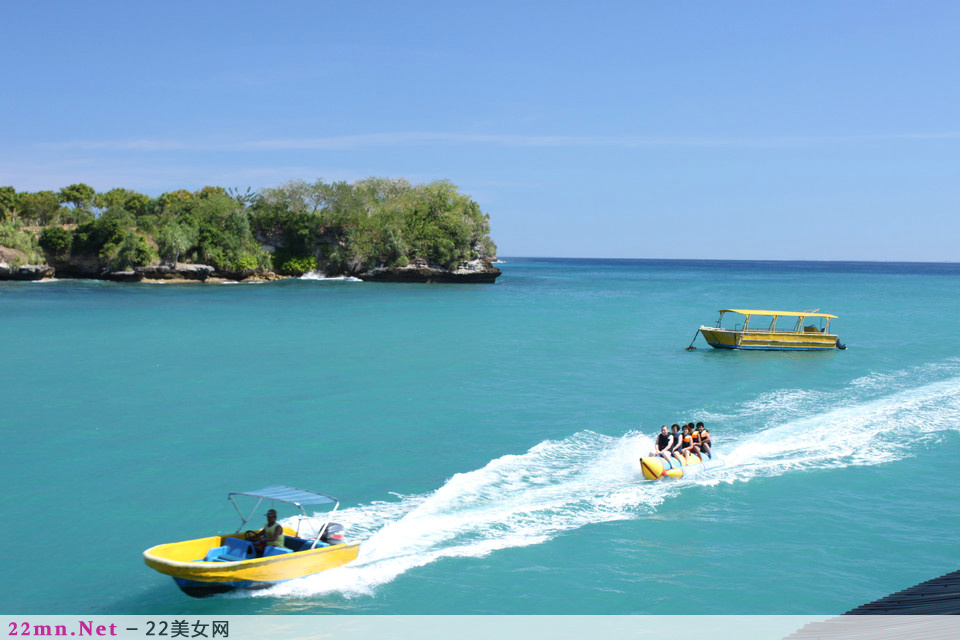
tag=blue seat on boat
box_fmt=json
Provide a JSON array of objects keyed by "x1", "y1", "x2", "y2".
[
  {"x1": 284, "y1": 536, "x2": 310, "y2": 552},
  {"x1": 217, "y1": 537, "x2": 255, "y2": 561},
  {"x1": 203, "y1": 545, "x2": 229, "y2": 562},
  {"x1": 284, "y1": 536, "x2": 328, "y2": 552},
  {"x1": 263, "y1": 545, "x2": 293, "y2": 557}
]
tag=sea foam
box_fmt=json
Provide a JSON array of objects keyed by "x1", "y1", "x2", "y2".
[{"x1": 300, "y1": 271, "x2": 362, "y2": 282}]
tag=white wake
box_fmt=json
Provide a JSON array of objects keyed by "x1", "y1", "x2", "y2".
[{"x1": 258, "y1": 363, "x2": 960, "y2": 598}]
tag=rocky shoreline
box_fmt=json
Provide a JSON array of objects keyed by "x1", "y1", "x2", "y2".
[
  {"x1": 0, "y1": 257, "x2": 501, "y2": 284},
  {"x1": 353, "y1": 258, "x2": 501, "y2": 283}
]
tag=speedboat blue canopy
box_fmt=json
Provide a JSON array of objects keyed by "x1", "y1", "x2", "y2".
[
  {"x1": 229, "y1": 485, "x2": 337, "y2": 507},
  {"x1": 227, "y1": 485, "x2": 341, "y2": 538}
]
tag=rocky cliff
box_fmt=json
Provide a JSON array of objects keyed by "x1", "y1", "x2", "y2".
[{"x1": 0, "y1": 253, "x2": 500, "y2": 284}]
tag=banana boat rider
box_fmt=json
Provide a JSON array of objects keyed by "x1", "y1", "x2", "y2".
[
  {"x1": 649, "y1": 425, "x2": 676, "y2": 459},
  {"x1": 679, "y1": 424, "x2": 696, "y2": 460},
  {"x1": 695, "y1": 422, "x2": 711, "y2": 459},
  {"x1": 639, "y1": 422, "x2": 723, "y2": 480},
  {"x1": 646, "y1": 421, "x2": 714, "y2": 464},
  {"x1": 690, "y1": 423, "x2": 704, "y2": 457},
  {"x1": 669, "y1": 424, "x2": 685, "y2": 462}
]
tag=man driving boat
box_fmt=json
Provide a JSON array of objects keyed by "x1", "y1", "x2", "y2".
[{"x1": 254, "y1": 509, "x2": 285, "y2": 556}]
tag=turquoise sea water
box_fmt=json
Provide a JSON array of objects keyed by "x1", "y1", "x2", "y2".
[{"x1": 2, "y1": 258, "x2": 960, "y2": 615}]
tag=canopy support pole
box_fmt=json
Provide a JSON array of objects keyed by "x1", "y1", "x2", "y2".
[{"x1": 310, "y1": 502, "x2": 340, "y2": 549}]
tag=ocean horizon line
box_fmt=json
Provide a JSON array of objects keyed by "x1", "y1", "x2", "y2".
[{"x1": 501, "y1": 256, "x2": 960, "y2": 267}]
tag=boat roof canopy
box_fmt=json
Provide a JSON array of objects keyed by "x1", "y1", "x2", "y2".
[
  {"x1": 229, "y1": 485, "x2": 338, "y2": 507},
  {"x1": 719, "y1": 309, "x2": 837, "y2": 319}
]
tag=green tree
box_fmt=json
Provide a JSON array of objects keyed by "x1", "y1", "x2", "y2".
[
  {"x1": 0, "y1": 186, "x2": 17, "y2": 221},
  {"x1": 94, "y1": 188, "x2": 151, "y2": 217},
  {"x1": 259, "y1": 179, "x2": 326, "y2": 215},
  {"x1": 17, "y1": 191, "x2": 62, "y2": 225},
  {"x1": 101, "y1": 231, "x2": 157, "y2": 270},
  {"x1": 125, "y1": 191, "x2": 152, "y2": 218},
  {"x1": 72, "y1": 210, "x2": 131, "y2": 256},
  {"x1": 227, "y1": 186, "x2": 257, "y2": 207},
  {"x1": 0, "y1": 221, "x2": 44, "y2": 263},
  {"x1": 157, "y1": 189, "x2": 196, "y2": 214},
  {"x1": 38, "y1": 226, "x2": 73, "y2": 257},
  {"x1": 390, "y1": 180, "x2": 475, "y2": 268},
  {"x1": 157, "y1": 220, "x2": 197, "y2": 263},
  {"x1": 322, "y1": 180, "x2": 364, "y2": 228},
  {"x1": 252, "y1": 176, "x2": 495, "y2": 272},
  {"x1": 190, "y1": 193, "x2": 265, "y2": 270},
  {"x1": 58, "y1": 183, "x2": 96, "y2": 210},
  {"x1": 195, "y1": 186, "x2": 228, "y2": 200},
  {"x1": 271, "y1": 249, "x2": 318, "y2": 275},
  {"x1": 354, "y1": 177, "x2": 413, "y2": 205}
]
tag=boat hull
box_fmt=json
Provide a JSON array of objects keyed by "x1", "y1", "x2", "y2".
[
  {"x1": 639, "y1": 453, "x2": 724, "y2": 480},
  {"x1": 699, "y1": 326, "x2": 839, "y2": 351},
  {"x1": 144, "y1": 533, "x2": 360, "y2": 597}
]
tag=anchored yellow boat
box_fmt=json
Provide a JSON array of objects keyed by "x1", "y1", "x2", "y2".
[
  {"x1": 143, "y1": 486, "x2": 359, "y2": 597},
  {"x1": 694, "y1": 309, "x2": 845, "y2": 351}
]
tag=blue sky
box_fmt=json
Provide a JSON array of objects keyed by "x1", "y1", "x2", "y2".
[{"x1": 2, "y1": 1, "x2": 958, "y2": 260}]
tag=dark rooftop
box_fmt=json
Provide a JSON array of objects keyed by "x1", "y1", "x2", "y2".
[
  {"x1": 845, "y1": 568, "x2": 960, "y2": 615},
  {"x1": 784, "y1": 569, "x2": 960, "y2": 640}
]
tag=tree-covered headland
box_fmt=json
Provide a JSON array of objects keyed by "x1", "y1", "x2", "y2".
[{"x1": 0, "y1": 178, "x2": 499, "y2": 282}]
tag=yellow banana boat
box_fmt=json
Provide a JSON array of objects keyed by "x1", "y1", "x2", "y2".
[
  {"x1": 143, "y1": 485, "x2": 359, "y2": 597},
  {"x1": 639, "y1": 453, "x2": 724, "y2": 480}
]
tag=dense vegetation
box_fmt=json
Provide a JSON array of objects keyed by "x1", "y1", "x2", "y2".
[{"x1": 0, "y1": 179, "x2": 497, "y2": 275}]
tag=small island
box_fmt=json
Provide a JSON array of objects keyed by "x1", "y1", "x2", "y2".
[{"x1": 0, "y1": 178, "x2": 500, "y2": 284}]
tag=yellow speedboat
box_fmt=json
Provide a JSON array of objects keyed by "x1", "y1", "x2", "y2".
[
  {"x1": 694, "y1": 309, "x2": 845, "y2": 351},
  {"x1": 143, "y1": 485, "x2": 359, "y2": 597}
]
